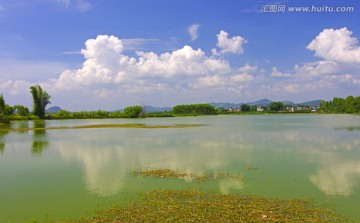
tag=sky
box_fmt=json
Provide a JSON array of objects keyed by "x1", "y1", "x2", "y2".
[{"x1": 0, "y1": 0, "x2": 360, "y2": 111}]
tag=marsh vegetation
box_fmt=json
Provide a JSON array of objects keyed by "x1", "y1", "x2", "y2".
[{"x1": 59, "y1": 190, "x2": 351, "y2": 223}]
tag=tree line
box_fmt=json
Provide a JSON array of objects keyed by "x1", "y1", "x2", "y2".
[
  {"x1": 2, "y1": 86, "x2": 358, "y2": 123},
  {"x1": 320, "y1": 96, "x2": 360, "y2": 113},
  {"x1": 50, "y1": 106, "x2": 146, "y2": 119},
  {"x1": 0, "y1": 85, "x2": 51, "y2": 123},
  {"x1": 172, "y1": 104, "x2": 217, "y2": 115},
  {"x1": 0, "y1": 91, "x2": 148, "y2": 123},
  {"x1": 239, "y1": 102, "x2": 288, "y2": 112}
]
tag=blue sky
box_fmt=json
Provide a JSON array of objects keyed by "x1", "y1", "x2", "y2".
[{"x1": 0, "y1": 0, "x2": 360, "y2": 110}]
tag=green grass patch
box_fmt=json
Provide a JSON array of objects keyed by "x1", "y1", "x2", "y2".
[
  {"x1": 133, "y1": 168, "x2": 242, "y2": 182},
  {"x1": 55, "y1": 190, "x2": 352, "y2": 223}
]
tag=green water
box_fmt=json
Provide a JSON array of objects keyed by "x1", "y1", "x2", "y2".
[{"x1": 1, "y1": 114, "x2": 360, "y2": 222}]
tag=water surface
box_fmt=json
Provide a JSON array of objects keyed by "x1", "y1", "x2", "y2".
[{"x1": 0, "y1": 114, "x2": 360, "y2": 222}]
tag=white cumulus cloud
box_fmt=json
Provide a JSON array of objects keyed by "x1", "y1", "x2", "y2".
[
  {"x1": 307, "y1": 27, "x2": 360, "y2": 64},
  {"x1": 196, "y1": 75, "x2": 225, "y2": 87},
  {"x1": 271, "y1": 67, "x2": 291, "y2": 77},
  {"x1": 53, "y1": 35, "x2": 231, "y2": 92},
  {"x1": 4, "y1": 27, "x2": 360, "y2": 110},
  {"x1": 188, "y1": 24, "x2": 200, "y2": 41},
  {"x1": 212, "y1": 30, "x2": 247, "y2": 55},
  {"x1": 230, "y1": 64, "x2": 257, "y2": 82},
  {"x1": 0, "y1": 80, "x2": 31, "y2": 96},
  {"x1": 295, "y1": 61, "x2": 339, "y2": 78}
]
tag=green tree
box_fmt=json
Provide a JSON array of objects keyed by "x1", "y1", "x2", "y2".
[
  {"x1": 0, "y1": 94, "x2": 10, "y2": 123},
  {"x1": 355, "y1": 96, "x2": 360, "y2": 112},
  {"x1": 30, "y1": 85, "x2": 51, "y2": 119},
  {"x1": 0, "y1": 94, "x2": 5, "y2": 114},
  {"x1": 124, "y1": 105, "x2": 144, "y2": 118},
  {"x1": 54, "y1": 110, "x2": 71, "y2": 119},
  {"x1": 320, "y1": 96, "x2": 360, "y2": 113},
  {"x1": 13, "y1": 105, "x2": 30, "y2": 116},
  {"x1": 332, "y1": 97, "x2": 345, "y2": 113},
  {"x1": 345, "y1": 96, "x2": 356, "y2": 113},
  {"x1": 3, "y1": 105, "x2": 14, "y2": 116},
  {"x1": 240, "y1": 104, "x2": 251, "y2": 112},
  {"x1": 172, "y1": 104, "x2": 217, "y2": 115},
  {"x1": 269, "y1": 102, "x2": 285, "y2": 112},
  {"x1": 251, "y1": 105, "x2": 258, "y2": 112}
]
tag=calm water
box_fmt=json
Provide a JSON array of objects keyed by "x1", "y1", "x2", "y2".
[{"x1": 0, "y1": 115, "x2": 360, "y2": 222}]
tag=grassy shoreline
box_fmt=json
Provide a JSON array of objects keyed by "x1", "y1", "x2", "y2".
[
  {"x1": 0, "y1": 123, "x2": 203, "y2": 132},
  {"x1": 2, "y1": 110, "x2": 359, "y2": 124}
]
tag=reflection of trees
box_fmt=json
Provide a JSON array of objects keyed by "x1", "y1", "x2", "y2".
[
  {"x1": 12, "y1": 121, "x2": 29, "y2": 134},
  {"x1": 0, "y1": 142, "x2": 4, "y2": 154},
  {"x1": 0, "y1": 125, "x2": 10, "y2": 155},
  {"x1": 31, "y1": 121, "x2": 48, "y2": 155},
  {"x1": 32, "y1": 141, "x2": 49, "y2": 154},
  {"x1": 346, "y1": 127, "x2": 360, "y2": 132}
]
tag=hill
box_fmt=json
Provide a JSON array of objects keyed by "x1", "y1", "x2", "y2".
[
  {"x1": 144, "y1": 106, "x2": 172, "y2": 113},
  {"x1": 297, "y1": 100, "x2": 323, "y2": 107},
  {"x1": 209, "y1": 102, "x2": 241, "y2": 109},
  {"x1": 247, "y1": 99, "x2": 272, "y2": 106},
  {"x1": 46, "y1": 106, "x2": 62, "y2": 113},
  {"x1": 210, "y1": 99, "x2": 322, "y2": 109}
]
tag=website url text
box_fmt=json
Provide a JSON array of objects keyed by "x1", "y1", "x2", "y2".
[{"x1": 262, "y1": 5, "x2": 355, "y2": 13}]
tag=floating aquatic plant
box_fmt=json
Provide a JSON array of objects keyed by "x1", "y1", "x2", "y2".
[
  {"x1": 58, "y1": 190, "x2": 352, "y2": 223},
  {"x1": 133, "y1": 168, "x2": 242, "y2": 182}
]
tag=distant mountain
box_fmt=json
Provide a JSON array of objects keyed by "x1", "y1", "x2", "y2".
[
  {"x1": 209, "y1": 98, "x2": 323, "y2": 109},
  {"x1": 118, "y1": 99, "x2": 322, "y2": 113},
  {"x1": 209, "y1": 102, "x2": 241, "y2": 109},
  {"x1": 46, "y1": 106, "x2": 62, "y2": 113},
  {"x1": 143, "y1": 106, "x2": 172, "y2": 113},
  {"x1": 247, "y1": 99, "x2": 272, "y2": 107},
  {"x1": 211, "y1": 99, "x2": 274, "y2": 108},
  {"x1": 282, "y1": 101, "x2": 296, "y2": 106},
  {"x1": 297, "y1": 100, "x2": 324, "y2": 107}
]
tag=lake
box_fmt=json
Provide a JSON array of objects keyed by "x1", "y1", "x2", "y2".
[{"x1": 1, "y1": 114, "x2": 360, "y2": 222}]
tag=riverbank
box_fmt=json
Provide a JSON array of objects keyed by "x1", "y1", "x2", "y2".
[{"x1": 2, "y1": 111, "x2": 360, "y2": 125}]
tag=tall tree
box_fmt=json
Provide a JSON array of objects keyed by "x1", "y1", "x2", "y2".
[
  {"x1": 240, "y1": 104, "x2": 251, "y2": 112},
  {"x1": 30, "y1": 85, "x2": 51, "y2": 119},
  {"x1": 269, "y1": 101, "x2": 285, "y2": 111},
  {"x1": 0, "y1": 94, "x2": 5, "y2": 114}
]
